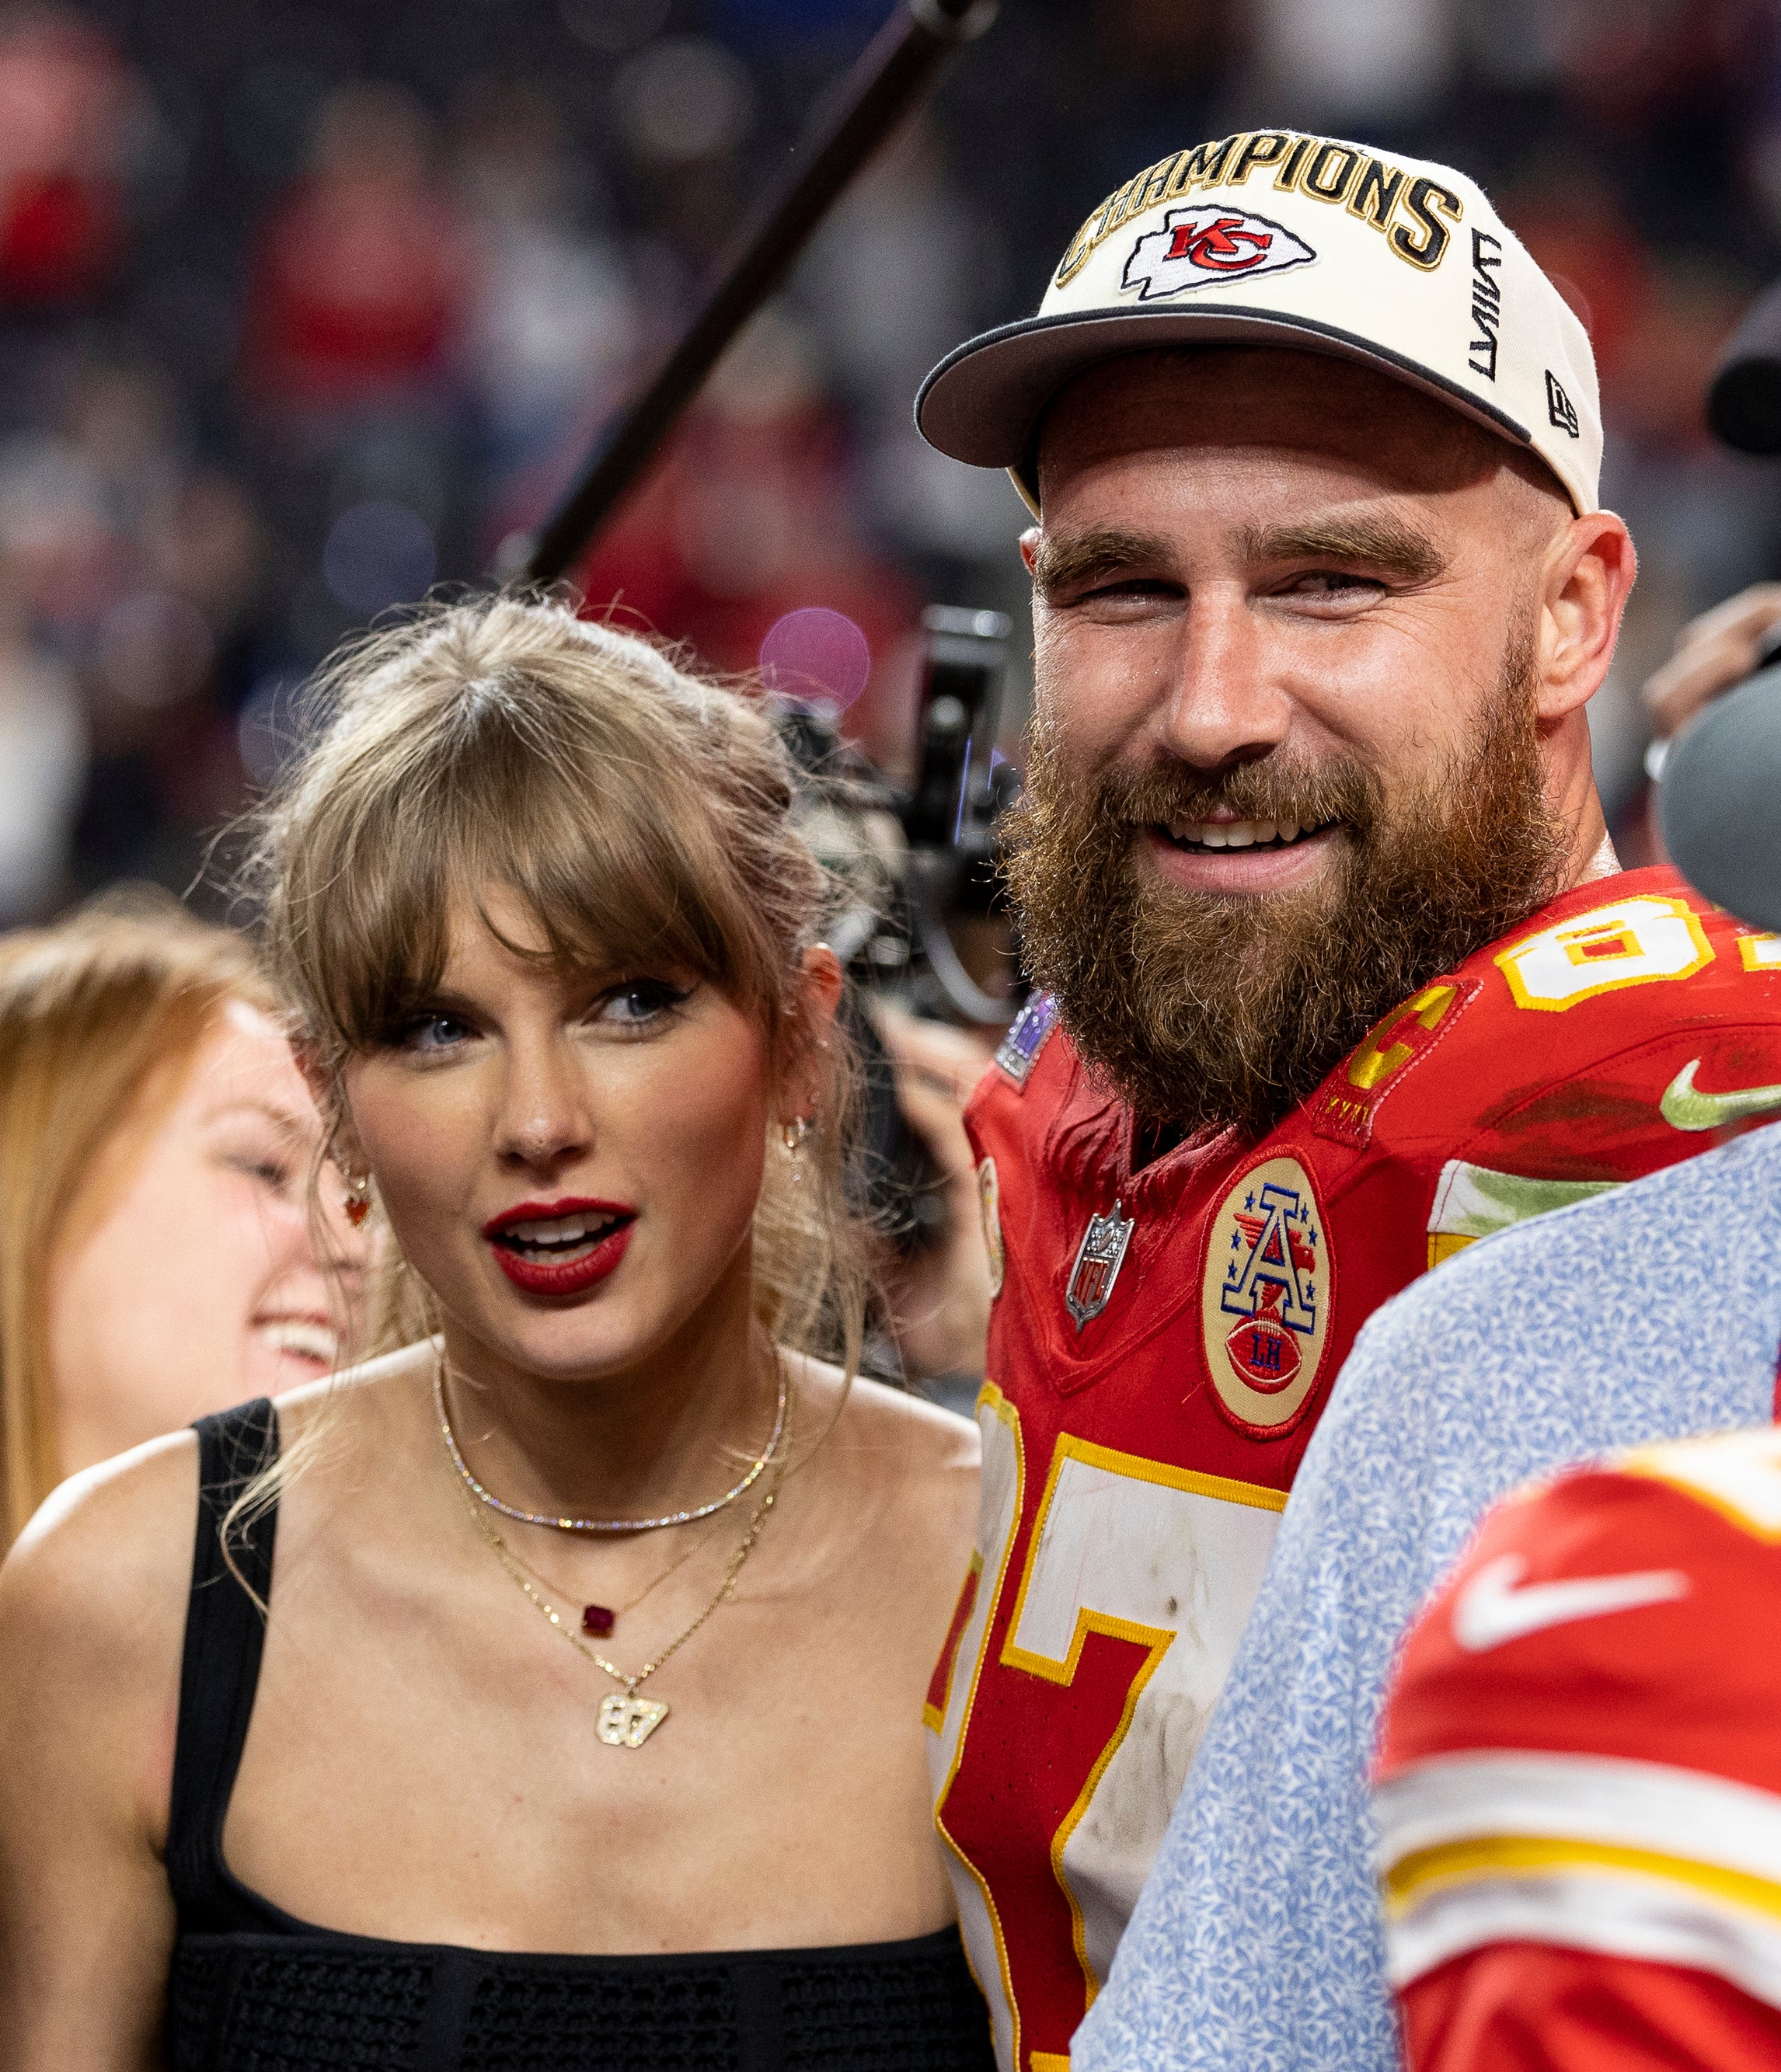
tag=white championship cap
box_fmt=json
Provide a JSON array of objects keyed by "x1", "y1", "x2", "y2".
[{"x1": 916, "y1": 130, "x2": 1602, "y2": 517}]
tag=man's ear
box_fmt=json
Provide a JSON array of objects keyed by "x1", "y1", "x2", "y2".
[
  {"x1": 782, "y1": 945, "x2": 844, "y2": 1125},
  {"x1": 1535, "y1": 508, "x2": 1637, "y2": 723},
  {"x1": 1020, "y1": 527, "x2": 1041, "y2": 577}
]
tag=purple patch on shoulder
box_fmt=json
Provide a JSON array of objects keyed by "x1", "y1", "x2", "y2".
[{"x1": 995, "y1": 992, "x2": 1060, "y2": 1088}]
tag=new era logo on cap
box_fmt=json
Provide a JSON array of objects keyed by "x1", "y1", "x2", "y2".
[
  {"x1": 915, "y1": 128, "x2": 1604, "y2": 520},
  {"x1": 1123, "y1": 206, "x2": 1316, "y2": 300},
  {"x1": 1546, "y1": 370, "x2": 1581, "y2": 437}
]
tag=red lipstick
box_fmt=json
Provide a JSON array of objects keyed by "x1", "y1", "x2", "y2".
[{"x1": 482, "y1": 1196, "x2": 636, "y2": 1297}]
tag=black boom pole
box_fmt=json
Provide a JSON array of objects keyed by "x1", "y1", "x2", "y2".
[{"x1": 519, "y1": 0, "x2": 999, "y2": 587}]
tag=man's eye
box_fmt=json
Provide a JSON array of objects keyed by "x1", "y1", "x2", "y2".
[
  {"x1": 1282, "y1": 571, "x2": 1383, "y2": 597},
  {"x1": 595, "y1": 980, "x2": 690, "y2": 1029},
  {"x1": 1070, "y1": 577, "x2": 1176, "y2": 604}
]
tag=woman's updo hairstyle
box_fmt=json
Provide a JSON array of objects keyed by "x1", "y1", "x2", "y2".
[{"x1": 251, "y1": 592, "x2": 873, "y2": 1375}]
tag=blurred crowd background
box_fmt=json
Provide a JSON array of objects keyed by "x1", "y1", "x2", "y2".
[{"x1": 0, "y1": 0, "x2": 1776, "y2": 923}]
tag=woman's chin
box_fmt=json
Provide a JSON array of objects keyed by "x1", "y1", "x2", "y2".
[{"x1": 474, "y1": 1301, "x2": 668, "y2": 1388}]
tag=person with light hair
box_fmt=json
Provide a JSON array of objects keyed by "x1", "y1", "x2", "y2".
[
  {"x1": 0, "y1": 594, "x2": 994, "y2": 2070},
  {"x1": 0, "y1": 893, "x2": 361, "y2": 1552}
]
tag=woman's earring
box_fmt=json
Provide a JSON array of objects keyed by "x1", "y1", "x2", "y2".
[
  {"x1": 343, "y1": 1169, "x2": 372, "y2": 1228},
  {"x1": 781, "y1": 1116, "x2": 810, "y2": 1185}
]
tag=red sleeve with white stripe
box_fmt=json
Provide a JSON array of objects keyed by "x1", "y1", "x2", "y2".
[{"x1": 1371, "y1": 1427, "x2": 1781, "y2": 2072}]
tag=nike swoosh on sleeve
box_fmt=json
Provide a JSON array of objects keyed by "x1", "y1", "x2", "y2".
[
  {"x1": 1661, "y1": 1059, "x2": 1781, "y2": 1131},
  {"x1": 1452, "y1": 1553, "x2": 1691, "y2": 1652}
]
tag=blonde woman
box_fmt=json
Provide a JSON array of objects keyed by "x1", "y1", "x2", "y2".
[
  {"x1": 0, "y1": 895, "x2": 362, "y2": 1551},
  {"x1": 0, "y1": 597, "x2": 991, "y2": 2070}
]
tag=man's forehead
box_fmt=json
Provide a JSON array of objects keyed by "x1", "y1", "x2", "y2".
[{"x1": 1035, "y1": 345, "x2": 1502, "y2": 506}]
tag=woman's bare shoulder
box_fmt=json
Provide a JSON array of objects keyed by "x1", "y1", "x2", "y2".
[
  {"x1": 792, "y1": 1356, "x2": 979, "y2": 1466},
  {"x1": 843, "y1": 1371, "x2": 982, "y2": 1465},
  {"x1": 2, "y1": 1428, "x2": 200, "y2": 1642},
  {"x1": 0, "y1": 1434, "x2": 198, "y2": 1667},
  {"x1": 789, "y1": 1359, "x2": 981, "y2": 1556},
  {"x1": 0, "y1": 1431, "x2": 200, "y2": 1835}
]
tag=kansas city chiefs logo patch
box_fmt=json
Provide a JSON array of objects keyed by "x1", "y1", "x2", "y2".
[{"x1": 1122, "y1": 205, "x2": 1316, "y2": 301}]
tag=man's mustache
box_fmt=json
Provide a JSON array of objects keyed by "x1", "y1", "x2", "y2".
[{"x1": 1089, "y1": 754, "x2": 1382, "y2": 840}]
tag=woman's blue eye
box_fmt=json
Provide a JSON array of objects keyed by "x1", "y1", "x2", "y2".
[
  {"x1": 403, "y1": 1013, "x2": 472, "y2": 1053},
  {"x1": 598, "y1": 980, "x2": 688, "y2": 1028}
]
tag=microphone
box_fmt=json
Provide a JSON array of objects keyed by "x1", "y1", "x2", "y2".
[
  {"x1": 1707, "y1": 278, "x2": 1781, "y2": 454},
  {"x1": 1659, "y1": 659, "x2": 1781, "y2": 932}
]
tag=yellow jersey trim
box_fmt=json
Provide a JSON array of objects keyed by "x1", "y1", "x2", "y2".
[
  {"x1": 1385, "y1": 1830, "x2": 1781, "y2": 1927},
  {"x1": 933, "y1": 1382, "x2": 1027, "y2": 2071},
  {"x1": 998, "y1": 1434, "x2": 1287, "y2": 2013}
]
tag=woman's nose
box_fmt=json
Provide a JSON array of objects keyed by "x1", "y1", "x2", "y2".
[{"x1": 493, "y1": 1038, "x2": 595, "y2": 1170}]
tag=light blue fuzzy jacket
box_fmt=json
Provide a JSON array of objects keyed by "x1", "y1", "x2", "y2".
[{"x1": 1072, "y1": 1121, "x2": 1781, "y2": 2070}]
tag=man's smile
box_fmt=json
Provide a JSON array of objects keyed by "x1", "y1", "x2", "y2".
[
  {"x1": 1141, "y1": 819, "x2": 1342, "y2": 893},
  {"x1": 1161, "y1": 816, "x2": 1334, "y2": 851}
]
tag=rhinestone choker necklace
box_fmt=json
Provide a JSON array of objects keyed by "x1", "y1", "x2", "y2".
[{"x1": 434, "y1": 1353, "x2": 789, "y2": 1534}]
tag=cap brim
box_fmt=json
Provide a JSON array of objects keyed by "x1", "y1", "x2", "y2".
[{"x1": 915, "y1": 304, "x2": 1537, "y2": 496}]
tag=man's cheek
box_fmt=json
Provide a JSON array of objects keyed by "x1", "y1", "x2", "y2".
[{"x1": 1034, "y1": 645, "x2": 1136, "y2": 758}]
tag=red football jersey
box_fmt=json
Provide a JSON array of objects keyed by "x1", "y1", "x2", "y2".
[
  {"x1": 927, "y1": 865, "x2": 1781, "y2": 2072},
  {"x1": 1374, "y1": 1426, "x2": 1781, "y2": 2070}
]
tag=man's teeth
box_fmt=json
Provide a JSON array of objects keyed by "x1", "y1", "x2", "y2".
[
  {"x1": 500, "y1": 1212, "x2": 617, "y2": 1251},
  {"x1": 260, "y1": 1319, "x2": 340, "y2": 1365},
  {"x1": 1166, "y1": 818, "x2": 1322, "y2": 850}
]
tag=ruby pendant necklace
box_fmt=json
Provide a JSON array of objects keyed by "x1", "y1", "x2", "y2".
[{"x1": 498, "y1": 1515, "x2": 722, "y2": 1641}]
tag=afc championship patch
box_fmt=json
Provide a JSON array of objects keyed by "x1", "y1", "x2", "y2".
[{"x1": 1201, "y1": 1154, "x2": 1332, "y2": 1432}]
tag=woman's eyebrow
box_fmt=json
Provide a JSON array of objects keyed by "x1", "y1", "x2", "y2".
[
  {"x1": 1029, "y1": 525, "x2": 1176, "y2": 598},
  {"x1": 1235, "y1": 514, "x2": 1447, "y2": 583}
]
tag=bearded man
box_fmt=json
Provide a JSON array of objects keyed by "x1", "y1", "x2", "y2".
[{"x1": 911, "y1": 133, "x2": 1781, "y2": 2072}]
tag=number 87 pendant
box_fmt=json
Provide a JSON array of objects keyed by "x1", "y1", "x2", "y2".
[{"x1": 598, "y1": 1693, "x2": 669, "y2": 1747}]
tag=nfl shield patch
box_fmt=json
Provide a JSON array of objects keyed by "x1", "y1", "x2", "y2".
[{"x1": 1064, "y1": 1199, "x2": 1134, "y2": 1332}]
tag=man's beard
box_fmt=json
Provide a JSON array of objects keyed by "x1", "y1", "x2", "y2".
[{"x1": 1002, "y1": 639, "x2": 1567, "y2": 1140}]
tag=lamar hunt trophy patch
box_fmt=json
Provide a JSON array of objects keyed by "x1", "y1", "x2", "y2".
[{"x1": 1201, "y1": 1155, "x2": 1331, "y2": 1431}]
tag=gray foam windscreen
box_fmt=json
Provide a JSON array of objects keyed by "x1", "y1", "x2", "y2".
[
  {"x1": 1708, "y1": 278, "x2": 1781, "y2": 454},
  {"x1": 1659, "y1": 662, "x2": 1781, "y2": 932}
]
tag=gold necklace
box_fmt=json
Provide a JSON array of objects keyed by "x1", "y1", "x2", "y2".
[
  {"x1": 497, "y1": 1511, "x2": 723, "y2": 1639},
  {"x1": 454, "y1": 1393, "x2": 793, "y2": 1750},
  {"x1": 435, "y1": 1354, "x2": 788, "y2": 1534}
]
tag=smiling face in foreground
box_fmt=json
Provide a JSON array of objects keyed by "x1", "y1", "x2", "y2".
[
  {"x1": 48, "y1": 998, "x2": 358, "y2": 1474},
  {"x1": 340, "y1": 890, "x2": 779, "y2": 1391},
  {"x1": 1007, "y1": 345, "x2": 1633, "y2": 1135}
]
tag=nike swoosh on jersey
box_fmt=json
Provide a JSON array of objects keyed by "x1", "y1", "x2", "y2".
[
  {"x1": 1661, "y1": 1058, "x2": 1781, "y2": 1131},
  {"x1": 1452, "y1": 1553, "x2": 1691, "y2": 1652}
]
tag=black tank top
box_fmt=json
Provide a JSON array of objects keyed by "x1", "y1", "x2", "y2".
[{"x1": 166, "y1": 1400, "x2": 997, "y2": 2072}]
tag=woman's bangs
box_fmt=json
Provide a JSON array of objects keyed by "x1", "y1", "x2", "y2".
[{"x1": 315, "y1": 729, "x2": 762, "y2": 1049}]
